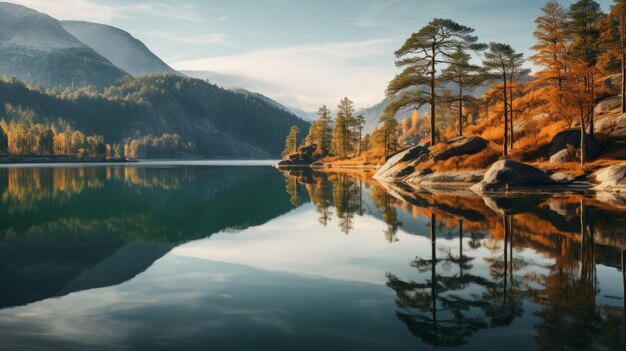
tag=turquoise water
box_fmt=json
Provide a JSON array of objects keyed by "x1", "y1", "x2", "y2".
[{"x1": 0, "y1": 164, "x2": 624, "y2": 350}]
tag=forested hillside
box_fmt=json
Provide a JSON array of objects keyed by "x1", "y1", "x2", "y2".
[{"x1": 0, "y1": 75, "x2": 310, "y2": 158}]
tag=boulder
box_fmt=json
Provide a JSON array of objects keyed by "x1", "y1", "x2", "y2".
[
  {"x1": 549, "y1": 149, "x2": 577, "y2": 164},
  {"x1": 595, "y1": 113, "x2": 626, "y2": 139},
  {"x1": 592, "y1": 163, "x2": 626, "y2": 192},
  {"x1": 374, "y1": 145, "x2": 429, "y2": 180},
  {"x1": 277, "y1": 144, "x2": 317, "y2": 167},
  {"x1": 471, "y1": 159, "x2": 564, "y2": 193},
  {"x1": 432, "y1": 136, "x2": 489, "y2": 161},
  {"x1": 594, "y1": 96, "x2": 621, "y2": 115},
  {"x1": 546, "y1": 129, "x2": 600, "y2": 160},
  {"x1": 407, "y1": 170, "x2": 484, "y2": 186},
  {"x1": 599, "y1": 140, "x2": 626, "y2": 160}
]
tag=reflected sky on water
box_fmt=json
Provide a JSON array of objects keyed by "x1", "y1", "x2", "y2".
[{"x1": 0, "y1": 165, "x2": 624, "y2": 350}]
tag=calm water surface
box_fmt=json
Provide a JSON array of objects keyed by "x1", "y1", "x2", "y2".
[{"x1": 0, "y1": 163, "x2": 625, "y2": 350}]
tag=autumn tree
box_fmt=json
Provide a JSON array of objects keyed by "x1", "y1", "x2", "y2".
[
  {"x1": 482, "y1": 42, "x2": 521, "y2": 158},
  {"x1": 353, "y1": 114, "x2": 366, "y2": 154},
  {"x1": 567, "y1": 0, "x2": 604, "y2": 137},
  {"x1": 506, "y1": 52, "x2": 530, "y2": 150},
  {"x1": 331, "y1": 98, "x2": 355, "y2": 159},
  {"x1": 531, "y1": 0, "x2": 569, "y2": 110},
  {"x1": 282, "y1": 125, "x2": 300, "y2": 158},
  {"x1": 612, "y1": 0, "x2": 626, "y2": 112},
  {"x1": 385, "y1": 18, "x2": 484, "y2": 146},
  {"x1": 441, "y1": 46, "x2": 484, "y2": 136},
  {"x1": 307, "y1": 105, "x2": 333, "y2": 156},
  {"x1": 372, "y1": 112, "x2": 400, "y2": 157}
]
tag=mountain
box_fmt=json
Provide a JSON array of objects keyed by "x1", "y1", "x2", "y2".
[
  {"x1": 229, "y1": 88, "x2": 317, "y2": 121},
  {"x1": 61, "y1": 20, "x2": 179, "y2": 77},
  {"x1": 0, "y1": 75, "x2": 310, "y2": 158},
  {"x1": 357, "y1": 98, "x2": 414, "y2": 134},
  {"x1": 182, "y1": 70, "x2": 318, "y2": 121},
  {"x1": 0, "y1": 2, "x2": 128, "y2": 89}
]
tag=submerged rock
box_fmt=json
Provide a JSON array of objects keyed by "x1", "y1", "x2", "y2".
[
  {"x1": 592, "y1": 163, "x2": 626, "y2": 192},
  {"x1": 432, "y1": 136, "x2": 488, "y2": 161},
  {"x1": 471, "y1": 160, "x2": 564, "y2": 193}
]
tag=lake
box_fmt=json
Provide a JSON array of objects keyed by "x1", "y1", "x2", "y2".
[{"x1": 0, "y1": 162, "x2": 624, "y2": 350}]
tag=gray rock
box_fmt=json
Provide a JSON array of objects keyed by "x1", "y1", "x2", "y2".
[
  {"x1": 593, "y1": 163, "x2": 626, "y2": 192},
  {"x1": 550, "y1": 172, "x2": 575, "y2": 184},
  {"x1": 407, "y1": 171, "x2": 485, "y2": 186},
  {"x1": 471, "y1": 159, "x2": 564, "y2": 193},
  {"x1": 546, "y1": 129, "x2": 600, "y2": 160},
  {"x1": 432, "y1": 136, "x2": 489, "y2": 161},
  {"x1": 549, "y1": 149, "x2": 577, "y2": 164},
  {"x1": 594, "y1": 96, "x2": 621, "y2": 115},
  {"x1": 599, "y1": 140, "x2": 626, "y2": 159},
  {"x1": 374, "y1": 145, "x2": 429, "y2": 180},
  {"x1": 595, "y1": 113, "x2": 626, "y2": 138}
]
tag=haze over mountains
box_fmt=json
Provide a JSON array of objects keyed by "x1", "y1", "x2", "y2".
[
  {"x1": 0, "y1": 2, "x2": 127, "y2": 89},
  {"x1": 61, "y1": 20, "x2": 179, "y2": 77},
  {"x1": 0, "y1": 2, "x2": 309, "y2": 158}
]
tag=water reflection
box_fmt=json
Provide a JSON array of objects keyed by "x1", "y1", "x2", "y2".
[
  {"x1": 0, "y1": 165, "x2": 624, "y2": 350},
  {"x1": 281, "y1": 169, "x2": 626, "y2": 349}
]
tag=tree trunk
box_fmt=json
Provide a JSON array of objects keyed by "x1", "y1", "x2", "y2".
[
  {"x1": 580, "y1": 106, "x2": 586, "y2": 165},
  {"x1": 590, "y1": 70, "x2": 595, "y2": 138},
  {"x1": 503, "y1": 74, "x2": 509, "y2": 159},
  {"x1": 430, "y1": 45, "x2": 437, "y2": 146},
  {"x1": 622, "y1": 11, "x2": 626, "y2": 114},
  {"x1": 509, "y1": 83, "x2": 514, "y2": 150},
  {"x1": 458, "y1": 87, "x2": 463, "y2": 137}
]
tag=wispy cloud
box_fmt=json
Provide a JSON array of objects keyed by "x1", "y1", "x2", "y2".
[
  {"x1": 9, "y1": 0, "x2": 201, "y2": 23},
  {"x1": 173, "y1": 40, "x2": 397, "y2": 110},
  {"x1": 144, "y1": 31, "x2": 228, "y2": 45},
  {"x1": 10, "y1": 0, "x2": 117, "y2": 22}
]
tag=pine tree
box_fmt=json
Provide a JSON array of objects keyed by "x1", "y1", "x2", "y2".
[
  {"x1": 613, "y1": 0, "x2": 626, "y2": 112},
  {"x1": 373, "y1": 112, "x2": 400, "y2": 157},
  {"x1": 307, "y1": 105, "x2": 333, "y2": 156},
  {"x1": 441, "y1": 47, "x2": 483, "y2": 136},
  {"x1": 482, "y1": 42, "x2": 521, "y2": 158},
  {"x1": 531, "y1": 1, "x2": 568, "y2": 107},
  {"x1": 385, "y1": 18, "x2": 484, "y2": 146},
  {"x1": 568, "y1": 0, "x2": 604, "y2": 137},
  {"x1": 332, "y1": 98, "x2": 355, "y2": 159},
  {"x1": 282, "y1": 125, "x2": 300, "y2": 158}
]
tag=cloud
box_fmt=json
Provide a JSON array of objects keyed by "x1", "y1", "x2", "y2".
[
  {"x1": 173, "y1": 40, "x2": 398, "y2": 110},
  {"x1": 10, "y1": 0, "x2": 117, "y2": 22},
  {"x1": 9, "y1": 0, "x2": 200, "y2": 23},
  {"x1": 144, "y1": 31, "x2": 228, "y2": 45}
]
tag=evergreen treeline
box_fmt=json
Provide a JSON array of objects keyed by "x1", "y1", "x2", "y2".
[{"x1": 285, "y1": 0, "x2": 626, "y2": 165}]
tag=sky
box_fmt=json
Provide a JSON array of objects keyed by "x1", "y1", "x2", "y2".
[{"x1": 10, "y1": 0, "x2": 615, "y2": 110}]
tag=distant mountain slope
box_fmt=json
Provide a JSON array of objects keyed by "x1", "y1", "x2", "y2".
[
  {"x1": 183, "y1": 70, "x2": 318, "y2": 121},
  {"x1": 0, "y1": 2, "x2": 128, "y2": 89},
  {"x1": 0, "y1": 75, "x2": 310, "y2": 158},
  {"x1": 61, "y1": 20, "x2": 179, "y2": 77}
]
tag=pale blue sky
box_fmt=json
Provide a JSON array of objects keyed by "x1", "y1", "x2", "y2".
[{"x1": 13, "y1": 0, "x2": 615, "y2": 109}]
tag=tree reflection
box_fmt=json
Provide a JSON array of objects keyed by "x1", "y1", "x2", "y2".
[{"x1": 386, "y1": 212, "x2": 494, "y2": 347}]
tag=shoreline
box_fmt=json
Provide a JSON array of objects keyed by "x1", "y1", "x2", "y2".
[{"x1": 0, "y1": 156, "x2": 136, "y2": 164}]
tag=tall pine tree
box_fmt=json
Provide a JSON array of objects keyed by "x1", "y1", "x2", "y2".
[{"x1": 385, "y1": 18, "x2": 484, "y2": 146}]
